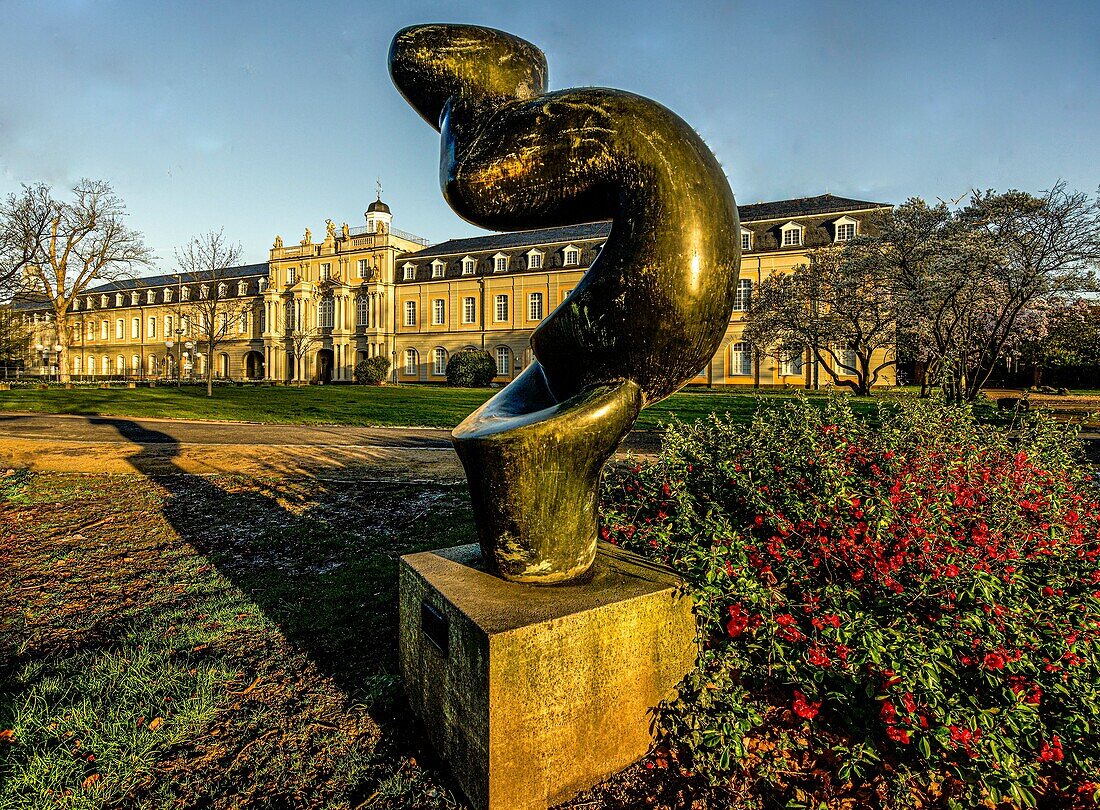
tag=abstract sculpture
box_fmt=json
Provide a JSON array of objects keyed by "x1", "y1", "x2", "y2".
[{"x1": 390, "y1": 24, "x2": 741, "y2": 584}]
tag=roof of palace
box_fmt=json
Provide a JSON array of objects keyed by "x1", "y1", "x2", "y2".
[
  {"x1": 88, "y1": 263, "x2": 270, "y2": 293},
  {"x1": 408, "y1": 194, "x2": 890, "y2": 259}
]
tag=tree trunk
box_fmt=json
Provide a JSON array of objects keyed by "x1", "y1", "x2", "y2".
[
  {"x1": 207, "y1": 336, "x2": 214, "y2": 397},
  {"x1": 54, "y1": 307, "x2": 70, "y2": 383}
]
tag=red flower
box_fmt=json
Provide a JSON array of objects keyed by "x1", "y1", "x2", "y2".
[
  {"x1": 944, "y1": 564, "x2": 960, "y2": 578},
  {"x1": 726, "y1": 604, "x2": 750, "y2": 639},
  {"x1": 886, "y1": 726, "x2": 911, "y2": 744},
  {"x1": 902, "y1": 692, "x2": 917, "y2": 714},
  {"x1": 983, "y1": 652, "x2": 1007, "y2": 670},
  {"x1": 807, "y1": 646, "x2": 831, "y2": 667},
  {"x1": 1039, "y1": 735, "x2": 1064, "y2": 762},
  {"x1": 792, "y1": 690, "x2": 820, "y2": 720},
  {"x1": 880, "y1": 700, "x2": 897, "y2": 723}
]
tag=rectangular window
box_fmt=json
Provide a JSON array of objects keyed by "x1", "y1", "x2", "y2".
[
  {"x1": 403, "y1": 265, "x2": 416, "y2": 280},
  {"x1": 528, "y1": 252, "x2": 542, "y2": 269},
  {"x1": 461, "y1": 258, "x2": 475, "y2": 275},
  {"x1": 101, "y1": 320, "x2": 108, "y2": 340},
  {"x1": 432, "y1": 262, "x2": 444, "y2": 278},
  {"x1": 287, "y1": 267, "x2": 297, "y2": 285},
  {"x1": 734, "y1": 279, "x2": 752, "y2": 312},
  {"x1": 358, "y1": 259, "x2": 370, "y2": 278},
  {"x1": 494, "y1": 256, "x2": 507, "y2": 272},
  {"x1": 782, "y1": 228, "x2": 802, "y2": 247},
  {"x1": 731, "y1": 342, "x2": 752, "y2": 376},
  {"x1": 404, "y1": 300, "x2": 417, "y2": 326},
  {"x1": 165, "y1": 316, "x2": 173, "y2": 337},
  {"x1": 115, "y1": 319, "x2": 124, "y2": 340},
  {"x1": 131, "y1": 318, "x2": 140, "y2": 339},
  {"x1": 239, "y1": 312, "x2": 248, "y2": 333},
  {"x1": 87, "y1": 322, "x2": 95, "y2": 340},
  {"x1": 564, "y1": 248, "x2": 579, "y2": 265},
  {"x1": 494, "y1": 294, "x2": 509, "y2": 322},
  {"x1": 741, "y1": 231, "x2": 752, "y2": 252},
  {"x1": 432, "y1": 298, "x2": 445, "y2": 325},
  {"x1": 404, "y1": 349, "x2": 417, "y2": 376},
  {"x1": 357, "y1": 296, "x2": 369, "y2": 327},
  {"x1": 320, "y1": 263, "x2": 331, "y2": 281},
  {"x1": 462, "y1": 296, "x2": 476, "y2": 324},
  {"x1": 528, "y1": 292, "x2": 543, "y2": 321},
  {"x1": 836, "y1": 223, "x2": 856, "y2": 242}
]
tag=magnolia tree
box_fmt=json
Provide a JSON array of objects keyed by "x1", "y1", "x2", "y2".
[
  {"x1": 0, "y1": 180, "x2": 152, "y2": 382},
  {"x1": 176, "y1": 230, "x2": 248, "y2": 397},
  {"x1": 744, "y1": 246, "x2": 898, "y2": 396},
  {"x1": 871, "y1": 185, "x2": 1099, "y2": 402}
]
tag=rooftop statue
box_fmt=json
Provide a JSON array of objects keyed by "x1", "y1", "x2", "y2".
[{"x1": 390, "y1": 24, "x2": 741, "y2": 584}]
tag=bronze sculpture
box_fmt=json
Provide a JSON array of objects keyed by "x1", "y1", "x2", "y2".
[{"x1": 390, "y1": 24, "x2": 741, "y2": 584}]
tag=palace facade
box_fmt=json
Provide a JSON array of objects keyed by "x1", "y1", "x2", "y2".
[{"x1": 17, "y1": 193, "x2": 895, "y2": 387}]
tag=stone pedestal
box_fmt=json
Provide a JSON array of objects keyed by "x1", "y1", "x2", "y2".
[{"x1": 398, "y1": 543, "x2": 696, "y2": 810}]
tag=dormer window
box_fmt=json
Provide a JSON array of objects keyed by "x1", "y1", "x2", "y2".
[
  {"x1": 199, "y1": 285, "x2": 209, "y2": 299},
  {"x1": 73, "y1": 299, "x2": 81, "y2": 312},
  {"x1": 563, "y1": 245, "x2": 580, "y2": 266},
  {"x1": 217, "y1": 282, "x2": 228, "y2": 298},
  {"x1": 741, "y1": 228, "x2": 753, "y2": 252},
  {"x1": 164, "y1": 288, "x2": 173, "y2": 303},
  {"x1": 834, "y1": 216, "x2": 858, "y2": 242},
  {"x1": 461, "y1": 256, "x2": 476, "y2": 275},
  {"x1": 259, "y1": 277, "x2": 268, "y2": 292},
  {"x1": 101, "y1": 295, "x2": 109, "y2": 308},
  {"x1": 432, "y1": 259, "x2": 445, "y2": 278},
  {"x1": 147, "y1": 289, "x2": 155, "y2": 304},
  {"x1": 527, "y1": 249, "x2": 543, "y2": 270},
  {"x1": 130, "y1": 292, "x2": 139, "y2": 305},
  {"x1": 238, "y1": 280, "x2": 248, "y2": 295},
  {"x1": 780, "y1": 222, "x2": 803, "y2": 248},
  {"x1": 86, "y1": 296, "x2": 93, "y2": 309},
  {"x1": 493, "y1": 253, "x2": 509, "y2": 273},
  {"x1": 115, "y1": 293, "x2": 123, "y2": 306},
  {"x1": 181, "y1": 286, "x2": 191, "y2": 301},
  {"x1": 403, "y1": 263, "x2": 416, "y2": 281}
]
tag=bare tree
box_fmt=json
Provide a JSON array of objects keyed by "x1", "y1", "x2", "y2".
[
  {"x1": 0, "y1": 306, "x2": 32, "y2": 372},
  {"x1": 176, "y1": 230, "x2": 246, "y2": 397},
  {"x1": 0, "y1": 184, "x2": 54, "y2": 303},
  {"x1": 286, "y1": 327, "x2": 321, "y2": 386},
  {"x1": 744, "y1": 246, "x2": 898, "y2": 395},
  {"x1": 2, "y1": 180, "x2": 152, "y2": 382}
]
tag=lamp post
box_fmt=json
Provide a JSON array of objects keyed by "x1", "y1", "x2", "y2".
[{"x1": 53, "y1": 344, "x2": 63, "y2": 383}]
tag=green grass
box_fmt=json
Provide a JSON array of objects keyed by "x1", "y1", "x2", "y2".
[
  {"x1": 1, "y1": 469, "x2": 477, "y2": 809},
  {"x1": 0, "y1": 383, "x2": 890, "y2": 431}
]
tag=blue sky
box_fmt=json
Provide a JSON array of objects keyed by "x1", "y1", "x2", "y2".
[{"x1": 2, "y1": 0, "x2": 1097, "y2": 268}]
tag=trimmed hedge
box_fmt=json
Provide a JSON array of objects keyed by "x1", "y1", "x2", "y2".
[{"x1": 446, "y1": 349, "x2": 496, "y2": 388}]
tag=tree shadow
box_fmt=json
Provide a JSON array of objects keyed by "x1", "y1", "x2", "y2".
[{"x1": 84, "y1": 416, "x2": 476, "y2": 799}]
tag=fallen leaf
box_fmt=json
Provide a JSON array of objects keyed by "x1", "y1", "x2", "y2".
[
  {"x1": 82, "y1": 774, "x2": 100, "y2": 789},
  {"x1": 147, "y1": 717, "x2": 164, "y2": 732},
  {"x1": 0, "y1": 729, "x2": 13, "y2": 743}
]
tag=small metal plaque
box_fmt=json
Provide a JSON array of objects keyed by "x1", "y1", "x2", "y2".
[{"x1": 421, "y1": 600, "x2": 449, "y2": 656}]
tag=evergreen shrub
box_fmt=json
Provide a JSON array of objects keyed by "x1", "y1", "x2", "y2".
[
  {"x1": 354, "y1": 356, "x2": 390, "y2": 385},
  {"x1": 446, "y1": 349, "x2": 496, "y2": 387},
  {"x1": 601, "y1": 395, "x2": 1100, "y2": 808}
]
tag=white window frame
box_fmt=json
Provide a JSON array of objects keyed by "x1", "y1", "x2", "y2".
[
  {"x1": 432, "y1": 259, "x2": 445, "y2": 279},
  {"x1": 148, "y1": 316, "x2": 156, "y2": 338},
  {"x1": 741, "y1": 228, "x2": 753, "y2": 252},
  {"x1": 287, "y1": 267, "x2": 297, "y2": 285},
  {"x1": 528, "y1": 292, "x2": 543, "y2": 321},
  {"x1": 318, "y1": 297, "x2": 334, "y2": 328},
  {"x1": 131, "y1": 317, "x2": 140, "y2": 339},
  {"x1": 404, "y1": 299, "x2": 417, "y2": 327},
  {"x1": 217, "y1": 282, "x2": 228, "y2": 298},
  {"x1": 115, "y1": 319, "x2": 124, "y2": 340},
  {"x1": 730, "y1": 342, "x2": 752, "y2": 376},
  {"x1": 356, "y1": 296, "x2": 369, "y2": 327},
  {"x1": 494, "y1": 294, "x2": 509, "y2": 322},
  {"x1": 432, "y1": 298, "x2": 446, "y2": 325},
  {"x1": 130, "y1": 291, "x2": 139, "y2": 305},
  {"x1": 319, "y1": 263, "x2": 331, "y2": 281},
  {"x1": 432, "y1": 347, "x2": 447, "y2": 376},
  {"x1": 164, "y1": 288, "x2": 173, "y2": 303},
  {"x1": 462, "y1": 296, "x2": 476, "y2": 324},
  {"x1": 780, "y1": 222, "x2": 803, "y2": 248},
  {"x1": 402, "y1": 263, "x2": 416, "y2": 281},
  {"x1": 115, "y1": 293, "x2": 123, "y2": 306},
  {"x1": 358, "y1": 259, "x2": 370, "y2": 279},
  {"x1": 404, "y1": 348, "x2": 418, "y2": 376},
  {"x1": 461, "y1": 256, "x2": 476, "y2": 276},
  {"x1": 781, "y1": 346, "x2": 804, "y2": 376},
  {"x1": 563, "y1": 244, "x2": 580, "y2": 266},
  {"x1": 834, "y1": 216, "x2": 858, "y2": 243},
  {"x1": 238, "y1": 280, "x2": 248, "y2": 295},
  {"x1": 493, "y1": 253, "x2": 509, "y2": 273},
  {"x1": 527, "y1": 249, "x2": 543, "y2": 269},
  {"x1": 734, "y1": 278, "x2": 752, "y2": 312},
  {"x1": 495, "y1": 346, "x2": 511, "y2": 377}
]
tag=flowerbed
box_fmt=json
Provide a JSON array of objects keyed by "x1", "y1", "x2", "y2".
[{"x1": 601, "y1": 396, "x2": 1100, "y2": 808}]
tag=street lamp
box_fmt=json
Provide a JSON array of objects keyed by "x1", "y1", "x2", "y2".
[{"x1": 53, "y1": 344, "x2": 63, "y2": 382}]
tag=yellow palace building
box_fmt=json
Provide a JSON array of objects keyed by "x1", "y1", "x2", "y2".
[{"x1": 18, "y1": 194, "x2": 895, "y2": 387}]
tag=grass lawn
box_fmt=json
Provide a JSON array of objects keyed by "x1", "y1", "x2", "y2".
[{"x1": 0, "y1": 383, "x2": 887, "y2": 431}]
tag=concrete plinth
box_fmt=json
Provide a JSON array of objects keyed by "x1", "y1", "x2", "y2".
[{"x1": 398, "y1": 542, "x2": 697, "y2": 810}]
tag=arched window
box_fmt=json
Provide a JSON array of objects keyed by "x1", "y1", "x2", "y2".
[
  {"x1": 730, "y1": 342, "x2": 752, "y2": 376},
  {"x1": 217, "y1": 282, "x2": 228, "y2": 298},
  {"x1": 131, "y1": 355, "x2": 140, "y2": 373},
  {"x1": 357, "y1": 296, "x2": 369, "y2": 327},
  {"x1": 318, "y1": 296, "x2": 334, "y2": 328},
  {"x1": 149, "y1": 355, "x2": 158, "y2": 375},
  {"x1": 404, "y1": 348, "x2": 418, "y2": 376},
  {"x1": 219, "y1": 353, "x2": 230, "y2": 378},
  {"x1": 116, "y1": 355, "x2": 125, "y2": 375},
  {"x1": 72, "y1": 356, "x2": 81, "y2": 375},
  {"x1": 781, "y1": 346, "x2": 804, "y2": 376},
  {"x1": 495, "y1": 346, "x2": 511, "y2": 377},
  {"x1": 837, "y1": 346, "x2": 858, "y2": 375},
  {"x1": 87, "y1": 356, "x2": 95, "y2": 375},
  {"x1": 102, "y1": 355, "x2": 109, "y2": 375},
  {"x1": 432, "y1": 347, "x2": 448, "y2": 376}
]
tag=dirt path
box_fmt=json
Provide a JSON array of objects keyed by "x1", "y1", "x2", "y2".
[{"x1": 0, "y1": 412, "x2": 661, "y2": 477}]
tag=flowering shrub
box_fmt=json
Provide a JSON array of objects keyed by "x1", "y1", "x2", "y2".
[{"x1": 601, "y1": 396, "x2": 1100, "y2": 808}]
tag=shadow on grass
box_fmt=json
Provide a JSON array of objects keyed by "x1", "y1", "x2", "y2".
[{"x1": 84, "y1": 416, "x2": 476, "y2": 806}]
